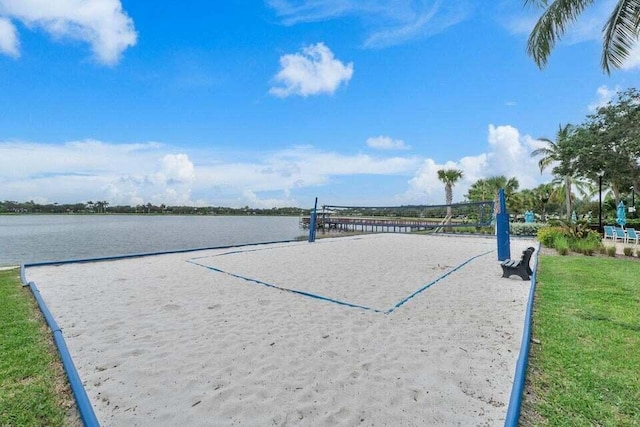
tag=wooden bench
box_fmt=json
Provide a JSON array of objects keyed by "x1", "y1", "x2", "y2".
[{"x1": 500, "y1": 247, "x2": 535, "y2": 280}]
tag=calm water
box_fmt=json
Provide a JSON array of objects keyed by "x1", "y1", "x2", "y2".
[{"x1": 0, "y1": 215, "x2": 306, "y2": 266}]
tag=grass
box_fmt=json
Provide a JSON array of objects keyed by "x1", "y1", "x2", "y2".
[
  {"x1": 521, "y1": 255, "x2": 640, "y2": 426},
  {"x1": 0, "y1": 269, "x2": 77, "y2": 426}
]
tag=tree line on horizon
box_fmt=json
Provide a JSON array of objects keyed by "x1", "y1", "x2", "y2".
[{"x1": 0, "y1": 200, "x2": 307, "y2": 217}]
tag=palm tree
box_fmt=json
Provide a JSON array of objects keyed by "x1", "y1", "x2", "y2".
[
  {"x1": 437, "y1": 169, "x2": 464, "y2": 221},
  {"x1": 531, "y1": 124, "x2": 577, "y2": 220},
  {"x1": 532, "y1": 183, "x2": 556, "y2": 222},
  {"x1": 485, "y1": 176, "x2": 520, "y2": 215},
  {"x1": 526, "y1": 0, "x2": 640, "y2": 73}
]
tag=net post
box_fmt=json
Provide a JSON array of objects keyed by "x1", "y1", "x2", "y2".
[
  {"x1": 308, "y1": 197, "x2": 318, "y2": 243},
  {"x1": 496, "y1": 189, "x2": 511, "y2": 261}
]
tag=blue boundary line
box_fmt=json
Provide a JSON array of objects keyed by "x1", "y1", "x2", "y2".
[
  {"x1": 187, "y1": 259, "x2": 384, "y2": 313},
  {"x1": 20, "y1": 278, "x2": 100, "y2": 426},
  {"x1": 503, "y1": 242, "x2": 541, "y2": 426},
  {"x1": 24, "y1": 239, "x2": 298, "y2": 267},
  {"x1": 385, "y1": 249, "x2": 495, "y2": 314},
  {"x1": 189, "y1": 247, "x2": 496, "y2": 315},
  {"x1": 19, "y1": 239, "x2": 297, "y2": 427}
]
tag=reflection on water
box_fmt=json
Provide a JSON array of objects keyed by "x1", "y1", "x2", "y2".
[{"x1": 0, "y1": 215, "x2": 304, "y2": 266}]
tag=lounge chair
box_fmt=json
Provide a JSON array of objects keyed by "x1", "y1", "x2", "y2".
[
  {"x1": 626, "y1": 228, "x2": 639, "y2": 245},
  {"x1": 614, "y1": 227, "x2": 627, "y2": 243},
  {"x1": 603, "y1": 225, "x2": 615, "y2": 241}
]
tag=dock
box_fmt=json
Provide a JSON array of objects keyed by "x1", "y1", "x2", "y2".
[{"x1": 300, "y1": 216, "x2": 450, "y2": 233}]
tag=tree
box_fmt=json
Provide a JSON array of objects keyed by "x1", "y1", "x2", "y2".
[
  {"x1": 531, "y1": 124, "x2": 578, "y2": 219},
  {"x1": 526, "y1": 0, "x2": 640, "y2": 73},
  {"x1": 465, "y1": 176, "x2": 520, "y2": 213},
  {"x1": 568, "y1": 88, "x2": 640, "y2": 206},
  {"x1": 437, "y1": 169, "x2": 463, "y2": 207},
  {"x1": 532, "y1": 183, "x2": 556, "y2": 221}
]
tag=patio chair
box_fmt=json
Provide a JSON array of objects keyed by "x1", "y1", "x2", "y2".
[
  {"x1": 603, "y1": 225, "x2": 615, "y2": 241},
  {"x1": 614, "y1": 227, "x2": 627, "y2": 243},
  {"x1": 626, "y1": 228, "x2": 639, "y2": 245}
]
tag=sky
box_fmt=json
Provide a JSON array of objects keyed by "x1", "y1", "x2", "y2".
[{"x1": 0, "y1": 0, "x2": 638, "y2": 209}]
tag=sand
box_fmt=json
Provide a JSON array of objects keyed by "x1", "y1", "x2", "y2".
[{"x1": 26, "y1": 233, "x2": 536, "y2": 426}]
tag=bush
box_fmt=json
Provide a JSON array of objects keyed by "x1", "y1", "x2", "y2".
[
  {"x1": 607, "y1": 246, "x2": 617, "y2": 257},
  {"x1": 599, "y1": 246, "x2": 608, "y2": 255},
  {"x1": 537, "y1": 226, "x2": 565, "y2": 248},
  {"x1": 511, "y1": 222, "x2": 546, "y2": 236},
  {"x1": 554, "y1": 234, "x2": 570, "y2": 255},
  {"x1": 623, "y1": 246, "x2": 635, "y2": 257}
]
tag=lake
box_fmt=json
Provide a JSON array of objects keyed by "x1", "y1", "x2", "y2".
[{"x1": 0, "y1": 215, "x2": 306, "y2": 267}]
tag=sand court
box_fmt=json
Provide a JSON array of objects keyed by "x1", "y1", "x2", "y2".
[
  {"x1": 188, "y1": 233, "x2": 497, "y2": 312},
  {"x1": 26, "y1": 233, "x2": 536, "y2": 426}
]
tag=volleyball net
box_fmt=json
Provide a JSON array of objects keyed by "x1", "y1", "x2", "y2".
[{"x1": 305, "y1": 201, "x2": 495, "y2": 235}]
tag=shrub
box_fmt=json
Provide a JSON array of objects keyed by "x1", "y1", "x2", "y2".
[
  {"x1": 537, "y1": 226, "x2": 565, "y2": 248},
  {"x1": 554, "y1": 235, "x2": 570, "y2": 255},
  {"x1": 607, "y1": 246, "x2": 617, "y2": 257},
  {"x1": 570, "y1": 237, "x2": 600, "y2": 256},
  {"x1": 511, "y1": 222, "x2": 546, "y2": 236},
  {"x1": 599, "y1": 246, "x2": 608, "y2": 255},
  {"x1": 623, "y1": 246, "x2": 634, "y2": 257}
]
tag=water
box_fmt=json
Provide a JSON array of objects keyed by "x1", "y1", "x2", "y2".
[{"x1": 0, "y1": 215, "x2": 306, "y2": 266}]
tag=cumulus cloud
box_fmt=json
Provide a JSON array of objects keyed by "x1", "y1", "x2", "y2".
[
  {"x1": 399, "y1": 124, "x2": 551, "y2": 205},
  {"x1": 0, "y1": 0, "x2": 137, "y2": 64},
  {"x1": 269, "y1": 42, "x2": 353, "y2": 97},
  {"x1": 0, "y1": 16, "x2": 18, "y2": 57},
  {"x1": 366, "y1": 136, "x2": 410, "y2": 150},
  {"x1": 0, "y1": 126, "x2": 552, "y2": 208},
  {"x1": 268, "y1": 0, "x2": 473, "y2": 48}
]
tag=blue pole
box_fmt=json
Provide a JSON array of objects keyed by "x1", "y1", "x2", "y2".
[
  {"x1": 308, "y1": 197, "x2": 318, "y2": 243},
  {"x1": 497, "y1": 189, "x2": 511, "y2": 261}
]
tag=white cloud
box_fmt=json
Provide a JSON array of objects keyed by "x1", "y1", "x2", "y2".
[
  {"x1": 268, "y1": 0, "x2": 473, "y2": 48},
  {"x1": 0, "y1": 0, "x2": 137, "y2": 65},
  {"x1": 399, "y1": 124, "x2": 551, "y2": 205},
  {"x1": 588, "y1": 84, "x2": 620, "y2": 111},
  {"x1": 0, "y1": 126, "x2": 552, "y2": 208},
  {"x1": 366, "y1": 136, "x2": 410, "y2": 150},
  {"x1": 620, "y1": 42, "x2": 640, "y2": 70},
  {"x1": 0, "y1": 16, "x2": 18, "y2": 57},
  {"x1": 269, "y1": 42, "x2": 353, "y2": 97}
]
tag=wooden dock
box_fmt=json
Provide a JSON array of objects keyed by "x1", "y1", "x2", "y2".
[{"x1": 300, "y1": 216, "x2": 447, "y2": 233}]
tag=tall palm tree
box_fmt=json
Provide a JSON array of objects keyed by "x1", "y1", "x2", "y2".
[
  {"x1": 526, "y1": 0, "x2": 640, "y2": 73},
  {"x1": 531, "y1": 124, "x2": 577, "y2": 220},
  {"x1": 437, "y1": 169, "x2": 464, "y2": 221}
]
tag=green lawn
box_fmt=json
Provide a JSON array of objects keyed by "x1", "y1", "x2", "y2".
[
  {"x1": 0, "y1": 269, "x2": 76, "y2": 426},
  {"x1": 522, "y1": 255, "x2": 640, "y2": 426}
]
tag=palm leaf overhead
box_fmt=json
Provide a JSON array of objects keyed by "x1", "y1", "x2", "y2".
[
  {"x1": 602, "y1": 0, "x2": 640, "y2": 72},
  {"x1": 526, "y1": 0, "x2": 640, "y2": 73}
]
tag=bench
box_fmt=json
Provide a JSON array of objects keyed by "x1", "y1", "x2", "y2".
[{"x1": 500, "y1": 247, "x2": 535, "y2": 280}]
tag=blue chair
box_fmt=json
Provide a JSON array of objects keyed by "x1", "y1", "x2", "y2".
[
  {"x1": 603, "y1": 225, "x2": 615, "y2": 241},
  {"x1": 614, "y1": 227, "x2": 627, "y2": 243},
  {"x1": 626, "y1": 228, "x2": 639, "y2": 245}
]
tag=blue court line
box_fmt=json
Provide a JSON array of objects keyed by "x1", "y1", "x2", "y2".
[
  {"x1": 188, "y1": 248, "x2": 495, "y2": 315},
  {"x1": 384, "y1": 249, "x2": 496, "y2": 314},
  {"x1": 20, "y1": 265, "x2": 100, "y2": 426},
  {"x1": 23, "y1": 239, "x2": 298, "y2": 267},
  {"x1": 187, "y1": 259, "x2": 384, "y2": 313},
  {"x1": 504, "y1": 242, "x2": 541, "y2": 426}
]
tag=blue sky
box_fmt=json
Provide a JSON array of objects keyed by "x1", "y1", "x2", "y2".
[{"x1": 0, "y1": 0, "x2": 638, "y2": 208}]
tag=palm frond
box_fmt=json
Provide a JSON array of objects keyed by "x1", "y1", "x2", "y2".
[
  {"x1": 602, "y1": 0, "x2": 640, "y2": 72},
  {"x1": 527, "y1": 0, "x2": 596, "y2": 68}
]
